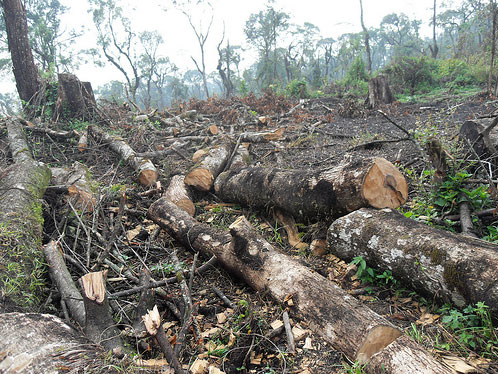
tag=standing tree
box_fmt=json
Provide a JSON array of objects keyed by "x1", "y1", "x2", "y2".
[
  {"x1": 137, "y1": 30, "x2": 164, "y2": 110},
  {"x1": 216, "y1": 28, "x2": 237, "y2": 98},
  {"x1": 89, "y1": 0, "x2": 140, "y2": 102},
  {"x1": 429, "y1": 0, "x2": 439, "y2": 58},
  {"x1": 359, "y1": 0, "x2": 372, "y2": 73},
  {"x1": 1, "y1": 0, "x2": 42, "y2": 109},
  {"x1": 488, "y1": 0, "x2": 497, "y2": 94},
  {"x1": 245, "y1": 5, "x2": 289, "y2": 88}
]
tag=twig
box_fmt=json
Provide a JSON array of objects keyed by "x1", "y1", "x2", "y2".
[
  {"x1": 211, "y1": 286, "x2": 235, "y2": 309},
  {"x1": 282, "y1": 311, "x2": 295, "y2": 354},
  {"x1": 156, "y1": 323, "x2": 185, "y2": 374},
  {"x1": 346, "y1": 137, "x2": 410, "y2": 152}
]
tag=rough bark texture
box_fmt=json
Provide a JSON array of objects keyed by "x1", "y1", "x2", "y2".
[
  {"x1": 327, "y1": 208, "x2": 498, "y2": 314},
  {"x1": 148, "y1": 198, "x2": 451, "y2": 373},
  {"x1": 459, "y1": 119, "x2": 498, "y2": 161},
  {"x1": 79, "y1": 271, "x2": 123, "y2": 354},
  {"x1": 54, "y1": 73, "x2": 97, "y2": 120},
  {"x1": 185, "y1": 144, "x2": 231, "y2": 191},
  {"x1": 88, "y1": 125, "x2": 158, "y2": 186},
  {"x1": 367, "y1": 75, "x2": 394, "y2": 109},
  {"x1": 0, "y1": 119, "x2": 51, "y2": 311},
  {"x1": 0, "y1": 313, "x2": 91, "y2": 374},
  {"x1": 42, "y1": 240, "x2": 86, "y2": 327},
  {"x1": 214, "y1": 156, "x2": 407, "y2": 222},
  {"x1": 1, "y1": 0, "x2": 42, "y2": 108}
]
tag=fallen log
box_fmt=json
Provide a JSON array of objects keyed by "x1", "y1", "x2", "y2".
[
  {"x1": 327, "y1": 208, "x2": 498, "y2": 315},
  {"x1": 148, "y1": 198, "x2": 451, "y2": 373},
  {"x1": 88, "y1": 125, "x2": 158, "y2": 186},
  {"x1": 214, "y1": 156, "x2": 408, "y2": 222},
  {"x1": 185, "y1": 144, "x2": 231, "y2": 191},
  {"x1": 0, "y1": 312, "x2": 94, "y2": 374},
  {"x1": 0, "y1": 119, "x2": 51, "y2": 311},
  {"x1": 164, "y1": 174, "x2": 195, "y2": 216}
]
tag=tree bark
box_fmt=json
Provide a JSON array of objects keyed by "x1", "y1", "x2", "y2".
[
  {"x1": 164, "y1": 174, "x2": 195, "y2": 216},
  {"x1": 430, "y1": 0, "x2": 439, "y2": 59},
  {"x1": 359, "y1": 0, "x2": 372, "y2": 73},
  {"x1": 185, "y1": 144, "x2": 231, "y2": 192},
  {"x1": 0, "y1": 312, "x2": 93, "y2": 374},
  {"x1": 327, "y1": 208, "x2": 498, "y2": 315},
  {"x1": 459, "y1": 119, "x2": 498, "y2": 162},
  {"x1": 88, "y1": 125, "x2": 158, "y2": 186},
  {"x1": 79, "y1": 271, "x2": 124, "y2": 355},
  {"x1": 1, "y1": 0, "x2": 42, "y2": 109},
  {"x1": 0, "y1": 119, "x2": 51, "y2": 311},
  {"x1": 214, "y1": 157, "x2": 407, "y2": 223},
  {"x1": 54, "y1": 73, "x2": 97, "y2": 120},
  {"x1": 367, "y1": 75, "x2": 394, "y2": 109},
  {"x1": 147, "y1": 198, "x2": 452, "y2": 373}
]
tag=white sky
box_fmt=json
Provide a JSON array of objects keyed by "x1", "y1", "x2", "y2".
[{"x1": 60, "y1": 0, "x2": 445, "y2": 87}]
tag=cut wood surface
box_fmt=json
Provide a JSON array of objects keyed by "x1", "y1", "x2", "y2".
[
  {"x1": 328, "y1": 208, "x2": 498, "y2": 314},
  {"x1": 0, "y1": 312, "x2": 91, "y2": 374},
  {"x1": 185, "y1": 144, "x2": 231, "y2": 191},
  {"x1": 0, "y1": 119, "x2": 51, "y2": 311},
  {"x1": 79, "y1": 271, "x2": 123, "y2": 354},
  {"x1": 215, "y1": 156, "x2": 408, "y2": 222},
  {"x1": 88, "y1": 125, "x2": 158, "y2": 186},
  {"x1": 148, "y1": 198, "x2": 451, "y2": 373}
]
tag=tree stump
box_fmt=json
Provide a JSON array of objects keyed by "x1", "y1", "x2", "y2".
[
  {"x1": 367, "y1": 74, "x2": 394, "y2": 108},
  {"x1": 54, "y1": 73, "x2": 97, "y2": 120}
]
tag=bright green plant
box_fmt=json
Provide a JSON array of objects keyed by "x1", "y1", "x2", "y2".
[
  {"x1": 350, "y1": 256, "x2": 376, "y2": 284},
  {"x1": 342, "y1": 360, "x2": 367, "y2": 374}
]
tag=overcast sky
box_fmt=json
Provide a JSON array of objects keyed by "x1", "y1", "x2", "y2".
[{"x1": 56, "y1": 0, "x2": 450, "y2": 87}]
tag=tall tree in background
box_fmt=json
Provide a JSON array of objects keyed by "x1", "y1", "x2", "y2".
[
  {"x1": 359, "y1": 0, "x2": 372, "y2": 73},
  {"x1": 89, "y1": 0, "x2": 140, "y2": 102},
  {"x1": 1, "y1": 0, "x2": 42, "y2": 108},
  {"x1": 488, "y1": 0, "x2": 497, "y2": 94},
  {"x1": 429, "y1": 0, "x2": 439, "y2": 58},
  {"x1": 245, "y1": 5, "x2": 289, "y2": 87},
  {"x1": 216, "y1": 27, "x2": 237, "y2": 98}
]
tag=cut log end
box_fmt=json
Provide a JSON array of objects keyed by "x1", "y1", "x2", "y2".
[
  {"x1": 80, "y1": 271, "x2": 107, "y2": 303},
  {"x1": 184, "y1": 168, "x2": 214, "y2": 191},
  {"x1": 175, "y1": 198, "x2": 196, "y2": 217},
  {"x1": 362, "y1": 158, "x2": 408, "y2": 209},
  {"x1": 356, "y1": 325, "x2": 402, "y2": 364},
  {"x1": 138, "y1": 169, "x2": 158, "y2": 186}
]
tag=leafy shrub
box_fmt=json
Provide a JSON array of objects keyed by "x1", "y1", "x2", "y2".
[
  {"x1": 286, "y1": 79, "x2": 309, "y2": 98},
  {"x1": 434, "y1": 59, "x2": 477, "y2": 88},
  {"x1": 384, "y1": 56, "x2": 436, "y2": 95}
]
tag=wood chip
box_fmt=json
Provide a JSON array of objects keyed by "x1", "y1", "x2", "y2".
[
  {"x1": 270, "y1": 319, "x2": 284, "y2": 330},
  {"x1": 291, "y1": 326, "x2": 307, "y2": 342},
  {"x1": 303, "y1": 337, "x2": 314, "y2": 350}
]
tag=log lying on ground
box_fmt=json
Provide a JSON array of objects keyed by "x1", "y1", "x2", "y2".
[
  {"x1": 51, "y1": 161, "x2": 96, "y2": 212},
  {"x1": 328, "y1": 208, "x2": 498, "y2": 315},
  {"x1": 164, "y1": 175, "x2": 195, "y2": 216},
  {"x1": 42, "y1": 241, "x2": 86, "y2": 327},
  {"x1": 88, "y1": 125, "x2": 158, "y2": 186},
  {"x1": 214, "y1": 156, "x2": 408, "y2": 222},
  {"x1": 0, "y1": 312, "x2": 94, "y2": 374},
  {"x1": 0, "y1": 119, "x2": 51, "y2": 311},
  {"x1": 185, "y1": 144, "x2": 231, "y2": 191},
  {"x1": 148, "y1": 198, "x2": 451, "y2": 373}
]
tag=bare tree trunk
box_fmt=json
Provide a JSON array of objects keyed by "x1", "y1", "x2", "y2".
[
  {"x1": 488, "y1": 0, "x2": 497, "y2": 94},
  {"x1": 1, "y1": 0, "x2": 42, "y2": 109},
  {"x1": 359, "y1": 0, "x2": 372, "y2": 73},
  {"x1": 430, "y1": 0, "x2": 439, "y2": 58}
]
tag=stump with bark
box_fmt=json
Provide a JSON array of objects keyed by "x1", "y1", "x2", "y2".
[
  {"x1": 328, "y1": 208, "x2": 498, "y2": 315},
  {"x1": 367, "y1": 74, "x2": 394, "y2": 108},
  {"x1": 54, "y1": 73, "x2": 97, "y2": 120},
  {"x1": 214, "y1": 156, "x2": 408, "y2": 222},
  {"x1": 148, "y1": 198, "x2": 451, "y2": 373}
]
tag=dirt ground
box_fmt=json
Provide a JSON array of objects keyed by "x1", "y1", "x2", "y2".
[{"x1": 1, "y1": 91, "x2": 497, "y2": 373}]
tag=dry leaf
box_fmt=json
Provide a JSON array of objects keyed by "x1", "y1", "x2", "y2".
[
  {"x1": 126, "y1": 225, "x2": 142, "y2": 241},
  {"x1": 190, "y1": 358, "x2": 209, "y2": 374},
  {"x1": 216, "y1": 312, "x2": 227, "y2": 324},
  {"x1": 208, "y1": 366, "x2": 225, "y2": 374},
  {"x1": 416, "y1": 312, "x2": 440, "y2": 326},
  {"x1": 442, "y1": 355, "x2": 477, "y2": 373},
  {"x1": 201, "y1": 327, "x2": 220, "y2": 339}
]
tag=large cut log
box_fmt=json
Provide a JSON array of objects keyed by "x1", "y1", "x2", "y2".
[
  {"x1": 0, "y1": 313, "x2": 94, "y2": 374},
  {"x1": 0, "y1": 119, "x2": 51, "y2": 311},
  {"x1": 214, "y1": 156, "x2": 407, "y2": 222},
  {"x1": 328, "y1": 208, "x2": 498, "y2": 315},
  {"x1": 164, "y1": 174, "x2": 195, "y2": 216},
  {"x1": 148, "y1": 198, "x2": 451, "y2": 373},
  {"x1": 185, "y1": 144, "x2": 231, "y2": 191},
  {"x1": 88, "y1": 125, "x2": 158, "y2": 186}
]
